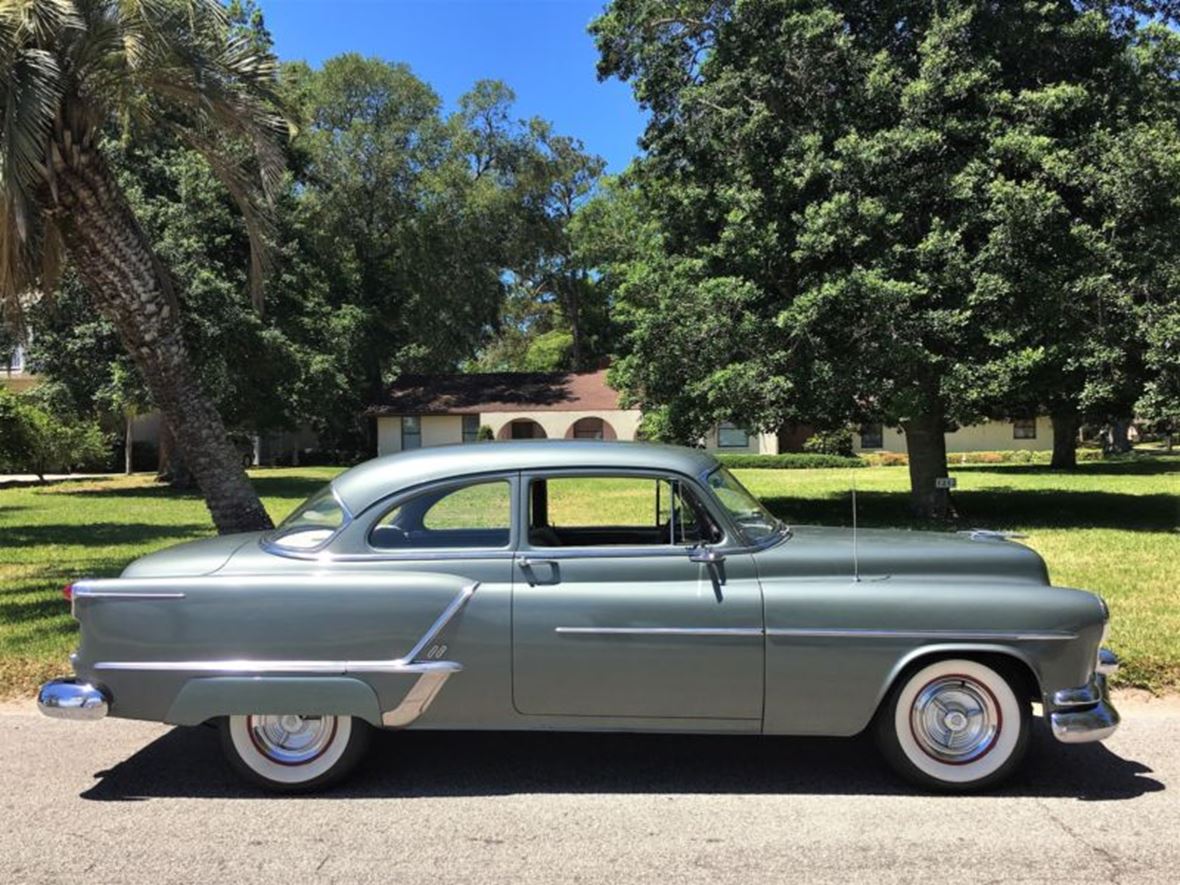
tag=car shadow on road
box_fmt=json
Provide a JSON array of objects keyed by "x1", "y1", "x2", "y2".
[{"x1": 81, "y1": 719, "x2": 1163, "y2": 802}]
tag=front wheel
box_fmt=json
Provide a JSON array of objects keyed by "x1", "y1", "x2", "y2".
[
  {"x1": 875, "y1": 658, "x2": 1030, "y2": 791},
  {"x1": 219, "y1": 714, "x2": 370, "y2": 792}
]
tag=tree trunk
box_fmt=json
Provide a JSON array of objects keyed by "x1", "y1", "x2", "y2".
[
  {"x1": 901, "y1": 414, "x2": 956, "y2": 520},
  {"x1": 124, "y1": 413, "x2": 134, "y2": 475},
  {"x1": 1050, "y1": 411, "x2": 1079, "y2": 470},
  {"x1": 52, "y1": 145, "x2": 272, "y2": 533},
  {"x1": 1107, "y1": 419, "x2": 1132, "y2": 454}
]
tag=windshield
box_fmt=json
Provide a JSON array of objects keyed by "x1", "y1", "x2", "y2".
[
  {"x1": 706, "y1": 468, "x2": 786, "y2": 545},
  {"x1": 266, "y1": 485, "x2": 347, "y2": 550}
]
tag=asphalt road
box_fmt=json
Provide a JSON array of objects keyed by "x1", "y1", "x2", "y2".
[{"x1": 1, "y1": 694, "x2": 1176, "y2": 884}]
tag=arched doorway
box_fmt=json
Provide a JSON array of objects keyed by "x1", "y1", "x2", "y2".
[
  {"x1": 565, "y1": 417, "x2": 616, "y2": 440},
  {"x1": 499, "y1": 419, "x2": 547, "y2": 440}
]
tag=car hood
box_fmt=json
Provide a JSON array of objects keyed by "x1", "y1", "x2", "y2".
[
  {"x1": 120, "y1": 532, "x2": 263, "y2": 578},
  {"x1": 756, "y1": 525, "x2": 1050, "y2": 585}
]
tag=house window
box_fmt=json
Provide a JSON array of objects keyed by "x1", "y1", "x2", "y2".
[
  {"x1": 1013, "y1": 418, "x2": 1037, "y2": 440},
  {"x1": 571, "y1": 417, "x2": 605, "y2": 439},
  {"x1": 859, "y1": 424, "x2": 884, "y2": 449},
  {"x1": 717, "y1": 422, "x2": 750, "y2": 448},
  {"x1": 462, "y1": 415, "x2": 480, "y2": 443},
  {"x1": 401, "y1": 416, "x2": 422, "y2": 450}
]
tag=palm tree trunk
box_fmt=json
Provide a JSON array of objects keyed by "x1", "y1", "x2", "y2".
[{"x1": 52, "y1": 149, "x2": 272, "y2": 533}]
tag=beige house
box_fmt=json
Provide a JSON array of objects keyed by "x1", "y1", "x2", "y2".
[
  {"x1": 370, "y1": 369, "x2": 778, "y2": 456},
  {"x1": 851, "y1": 416, "x2": 1054, "y2": 454},
  {"x1": 371, "y1": 369, "x2": 1059, "y2": 458}
]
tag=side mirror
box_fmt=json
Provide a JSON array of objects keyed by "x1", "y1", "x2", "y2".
[{"x1": 689, "y1": 545, "x2": 726, "y2": 601}]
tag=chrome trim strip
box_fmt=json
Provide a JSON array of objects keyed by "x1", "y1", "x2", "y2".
[
  {"x1": 766, "y1": 627, "x2": 1076, "y2": 641},
  {"x1": 74, "y1": 590, "x2": 186, "y2": 600},
  {"x1": 93, "y1": 658, "x2": 461, "y2": 674},
  {"x1": 556, "y1": 626, "x2": 1074, "y2": 641},
  {"x1": 400, "y1": 582, "x2": 479, "y2": 663},
  {"x1": 555, "y1": 627, "x2": 763, "y2": 637},
  {"x1": 383, "y1": 671, "x2": 451, "y2": 726},
  {"x1": 307, "y1": 549, "x2": 517, "y2": 563}
]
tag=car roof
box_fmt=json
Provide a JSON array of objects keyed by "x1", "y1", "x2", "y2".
[{"x1": 331, "y1": 440, "x2": 721, "y2": 515}]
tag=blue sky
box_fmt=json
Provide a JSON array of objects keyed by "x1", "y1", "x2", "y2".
[{"x1": 264, "y1": 0, "x2": 647, "y2": 174}]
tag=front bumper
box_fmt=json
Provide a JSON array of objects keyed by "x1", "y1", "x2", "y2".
[
  {"x1": 1049, "y1": 649, "x2": 1120, "y2": 744},
  {"x1": 37, "y1": 678, "x2": 108, "y2": 721}
]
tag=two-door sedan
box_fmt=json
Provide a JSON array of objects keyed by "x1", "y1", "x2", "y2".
[{"x1": 38, "y1": 441, "x2": 1119, "y2": 791}]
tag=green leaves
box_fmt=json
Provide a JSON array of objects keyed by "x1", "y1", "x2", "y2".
[{"x1": 594, "y1": 0, "x2": 1180, "y2": 451}]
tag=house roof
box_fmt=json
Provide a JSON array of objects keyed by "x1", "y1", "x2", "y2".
[{"x1": 368, "y1": 369, "x2": 624, "y2": 415}]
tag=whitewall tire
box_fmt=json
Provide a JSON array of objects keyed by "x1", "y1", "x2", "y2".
[
  {"x1": 876, "y1": 658, "x2": 1030, "y2": 791},
  {"x1": 220, "y1": 714, "x2": 370, "y2": 792}
]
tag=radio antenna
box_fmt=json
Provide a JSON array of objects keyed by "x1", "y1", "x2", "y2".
[{"x1": 851, "y1": 474, "x2": 861, "y2": 583}]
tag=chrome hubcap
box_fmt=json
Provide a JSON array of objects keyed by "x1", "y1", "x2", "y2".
[
  {"x1": 247, "y1": 714, "x2": 337, "y2": 765},
  {"x1": 910, "y1": 676, "x2": 999, "y2": 763}
]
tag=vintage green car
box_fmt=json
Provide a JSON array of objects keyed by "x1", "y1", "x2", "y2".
[{"x1": 38, "y1": 441, "x2": 1119, "y2": 792}]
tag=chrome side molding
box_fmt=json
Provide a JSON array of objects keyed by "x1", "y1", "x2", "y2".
[
  {"x1": 556, "y1": 626, "x2": 762, "y2": 637},
  {"x1": 766, "y1": 627, "x2": 1076, "y2": 641}
]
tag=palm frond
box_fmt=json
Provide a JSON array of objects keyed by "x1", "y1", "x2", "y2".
[{"x1": 1, "y1": 0, "x2": 290, "y2": 324}]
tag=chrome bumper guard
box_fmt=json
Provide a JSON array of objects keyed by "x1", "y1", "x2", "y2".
[
  {"x1": 37, "y1": 678, "x2": 109, "y2": 721},
  {"x1": 1049, "y1": 648, "x2": 1120, "y2": 744}
]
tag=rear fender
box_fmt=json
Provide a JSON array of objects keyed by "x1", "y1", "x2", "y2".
[{"x1": 165, "y1": 676, "x2": 384, "y2": 727}]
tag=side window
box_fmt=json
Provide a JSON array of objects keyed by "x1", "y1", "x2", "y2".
[
  {"x1": 370, "y1": 480, "x2": 510, "y2": 550},
  {"x1": 528, "y1": 475, "x2": 719, "y2": 548}
]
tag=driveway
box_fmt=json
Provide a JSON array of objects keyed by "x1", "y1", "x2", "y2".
[{"x1": 1, "y1": 693, "x2": 1175, "y2": 884}]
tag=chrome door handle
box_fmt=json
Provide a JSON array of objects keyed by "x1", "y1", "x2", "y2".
[{"x1": 518, "y1": 557, "x2": 558, "y2": 569}]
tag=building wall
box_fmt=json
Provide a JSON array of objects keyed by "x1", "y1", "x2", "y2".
[
  {"x1": 700, "y1": 425, "x2": 779, "y2": 455},
  {"x1": 852, "y1": 417, "x2": 1054, "y2": 454},
  {"x1": 483, "y1": 410, "x2": 643, "y2": 444},
  {"x1": 377, "y1": 414, "x2": 466, "y2": 455},
  {"x1": 376, "y1": 411, "x2": 785, "y2": 456}
]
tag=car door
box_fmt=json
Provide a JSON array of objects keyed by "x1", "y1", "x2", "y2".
[{"x1": 511, "y1": 470, "x2": 764, "y2": 723}]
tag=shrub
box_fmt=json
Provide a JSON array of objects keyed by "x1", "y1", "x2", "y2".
[
  {"x1": 802, "y1": 429, "x2": 854, "y2": 456},
  {"x1": 861, "y1": 451, "x2": 909, "y2": 466},
  {"x1": 477, "y1": 424, "x2": 495, "y2": 441},
  {"x1": 0, "y1": 388, "x2": 110, "y2": 479},
  {"x1": 715, "y1": 452, "x2": 865, "y2": 469}
]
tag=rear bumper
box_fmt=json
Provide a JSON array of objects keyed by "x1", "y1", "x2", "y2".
[
  {"x1": 1049, "y1": 649, "x2": 1120, "y2": 744},
  {"x1": 37, "y1": 678, "x2": 109, "y2": 721}
]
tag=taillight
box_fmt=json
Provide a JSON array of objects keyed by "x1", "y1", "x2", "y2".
[{"x1": 62, "y1": 584, "x2": 74, "y2": 601}]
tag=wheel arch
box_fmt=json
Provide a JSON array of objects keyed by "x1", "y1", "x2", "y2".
[{"x1": 872, "y1": 644, "x2": 1043, "y2": 725}]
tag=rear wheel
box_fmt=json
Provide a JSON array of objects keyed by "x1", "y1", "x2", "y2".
[
  {"x1": 219, "y1": 714, "x2": 370, "y2": 792},
  {"x1": 875, "y1": 658, "x2": 1030, "y2": 791}
]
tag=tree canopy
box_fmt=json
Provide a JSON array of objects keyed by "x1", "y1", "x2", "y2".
[{"x1": 592, "y1": 0, "x2": 1180, "y2": 515}]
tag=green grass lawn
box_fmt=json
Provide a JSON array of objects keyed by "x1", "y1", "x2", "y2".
[{"x1": 1, "y1": 458, "x2": 1177, "y2": 698}]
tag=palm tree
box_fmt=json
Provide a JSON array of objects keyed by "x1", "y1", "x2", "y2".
[{"x1": 0, "y1": 0, "x2": 288, "y2": 532}]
